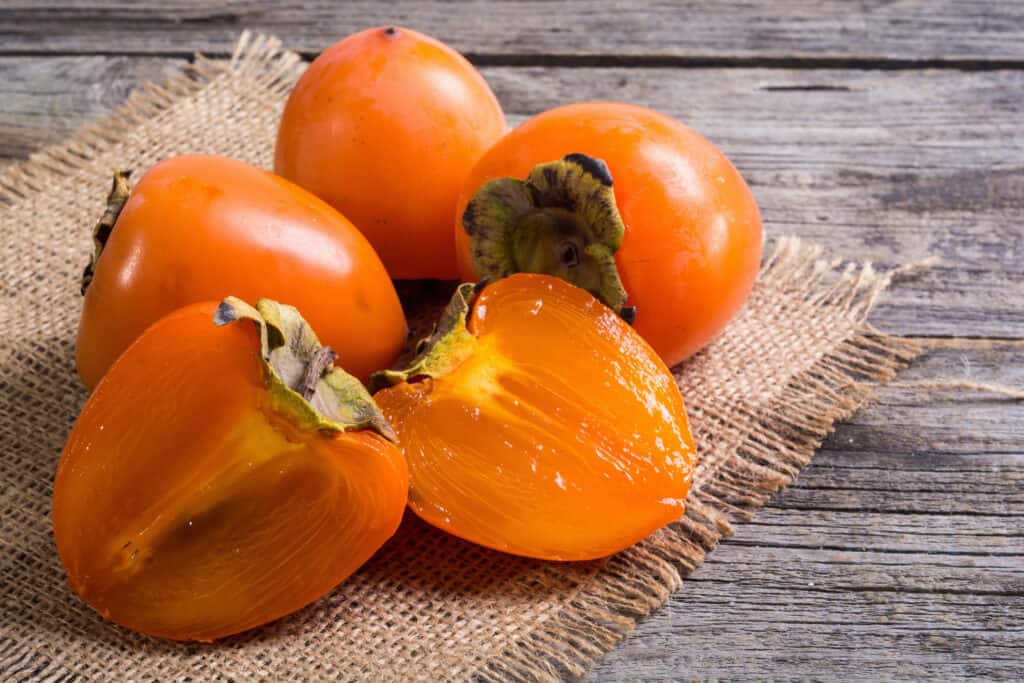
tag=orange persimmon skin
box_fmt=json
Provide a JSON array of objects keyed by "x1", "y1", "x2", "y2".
[
  {"x1": 274, "y1": 26, "x2": 506, "y2": 279},
  {"x1": 76, "y1": 154, "x2": 407, "y2": 390},
  {"x1": 54, "y1": 302, "x2": 408, "y2": 642},
  {"x1": 375, "y1": 275, "x2": 696, "y2": 561},
  {"x1": 454, "y1": 102, "x2": 763, "y2": 367}
]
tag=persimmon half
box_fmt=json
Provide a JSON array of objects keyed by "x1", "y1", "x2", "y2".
[
  {"x1": 275, "y1": 26, "x2": 506, "y2": 279},
  {"x1": 371, "y1": 274, "x2": 697, "y2": 561},
  {"x1": 77, "y1": 154, "x2": 407, "y2": 390},
  {"x1": 454, "y1": 102, "x2": 763, "y2": 367},
  {"x1": 54, "y1": 297, "x2": 408, "y2": 641}
]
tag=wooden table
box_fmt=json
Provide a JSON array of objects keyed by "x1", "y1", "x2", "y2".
[{"x1": 2, "y1": 2, "x2": 1021, "y2": 679}]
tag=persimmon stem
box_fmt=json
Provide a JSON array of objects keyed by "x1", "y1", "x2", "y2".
[
  {"x1": 215, "y1": 297, "x2": 395, "y2": 440},
  {"x1": 461, "y1": 153, "x2": 630, "y2": 315},
  {"x1": 368, "y1": 283, "x2": 478, "y2": 393},
  {"x1": 82, "y1": 170, "x2": 132, "y2": 295},
  {"x1": 301, "y1": 346, "x2": 337, "y2": 400}
]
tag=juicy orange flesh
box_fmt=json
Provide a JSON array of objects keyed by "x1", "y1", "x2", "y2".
[
  {"x1": 377, "y1": 275, "x2": 696, "y2": 560},
  {"x1": 54, "y1": 303, "x2": 407, "y2": 641}
]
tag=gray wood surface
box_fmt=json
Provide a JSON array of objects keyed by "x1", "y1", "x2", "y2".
[
  {"x1": 6, "y1": 59, "x2": 1022, "y2": 337},
  {"x1": 1, "y1": 2, "x2": 1021, "y2": 680},
  {"x1": 2, "y1": 1, "x2": 1024, "y2": 62},
  {"x1": 0, "y1": 56, "x2": 180, "y2": 162}
]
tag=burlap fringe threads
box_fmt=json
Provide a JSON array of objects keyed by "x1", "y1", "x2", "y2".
[
  {"x1": 0, "y1": 33, "x2": 304, "y2": 206},
  {"x1": 5, "y1": 31, "x2": 1011, "y2": 682}
]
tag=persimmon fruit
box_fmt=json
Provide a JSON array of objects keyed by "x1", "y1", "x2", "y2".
[
  {"x1": 77, "y1": 154, "x2": 407, "y2": 389},
  {"x1": 455, "y1": 102, "x2": 763, "y2": 367},
  {"x1": 54, "y1": 297, "x2": 408, "y2": 641},
  {"x1": 372, "y1": 274, "x2": 696, "y2": 561},
  {"x1": 275, "y1": 26, "x2": 507, "y2": 279}
]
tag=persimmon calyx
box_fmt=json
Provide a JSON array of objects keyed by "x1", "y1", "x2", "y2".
[
  {"x1": 215, "y1": 296, "x2": 396, "y2": 441},
  {"x1": 368, "y1": 282, "x2": 478, "y2": 392},
  {"x1": 462, "y1": 153, "x2": 632, "y2": 318},
  {"x1": 82, "y1": 169, "x2": 132, "y2": 295}
]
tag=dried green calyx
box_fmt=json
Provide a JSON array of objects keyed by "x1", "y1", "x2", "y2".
[
  {"x1": 462, "y1": 153, "x2": 632, "y2": 319},
  {"x1": 82, "y1": 169, "x2": 132, "y2": 295},
  {"x1": 368, "y1": 282, "x2": 479, "y2": 392},
  {"x1": 215, "y1": 296, "x2": 396, "y2": 441}
]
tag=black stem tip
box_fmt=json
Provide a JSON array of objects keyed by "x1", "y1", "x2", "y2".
[
  {"x1": 620, "y1": 306, "x2": 637, "y2": 325},
  {"x1": 564, "y1": 153, "x2": 613, "y2": 187},
  {"x1": 384, "y1": 26, "x2": 399, "y2": 36}
]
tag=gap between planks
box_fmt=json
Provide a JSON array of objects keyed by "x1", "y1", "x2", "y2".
[{"x1": 6, "y1": 49, "x2": 1024, "y2": 72}]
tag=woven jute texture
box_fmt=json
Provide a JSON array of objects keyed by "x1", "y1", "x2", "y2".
[{"x1": 0, "y1": 34, "x2": 919, "y2": 681}]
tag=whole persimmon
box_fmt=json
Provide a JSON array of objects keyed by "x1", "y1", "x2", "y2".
[
  {"x1": 454, "y1": 102, "x2": 763, "y2": 367},
  {"x1": 275, "y1": 26, "x2": 506, "y2": 279},
  {"x1": 77, "y1": 155, "x2": 407, "y2": 389},
  {"x1": 54, "y1": 297, "x2": 408, "y2": 642},
  {"x1": 372, "y1": 275, "x2": 696, "y2": 561}
]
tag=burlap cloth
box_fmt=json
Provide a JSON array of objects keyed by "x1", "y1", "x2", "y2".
[{"x1": 0, "y1": 34, "x2": 919, "y2": 681}]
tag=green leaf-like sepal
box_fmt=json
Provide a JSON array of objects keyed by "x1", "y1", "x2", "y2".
[
  {"x1": 215, "y1": 296, "x2": 396, "y2": 441},
  {"x1": 462, "y1": 153, "x2": 630, "y2": 315},
  {"x1": 368, "y1": 283, "x2": 478, "y2": 392},
  {"x1": 82, "y1": 169, "x2": 132, "y2": 295}
]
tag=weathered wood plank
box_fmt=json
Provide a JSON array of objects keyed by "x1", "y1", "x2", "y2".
[
  {"x1": 587, "y1": 510, "x2": 1024, "y2": 679},
  {"x1": 585, "y1": 338, "x2": 1024, "y2": 680},
  {"x1": 819, "y1": 338, "x2": 1024, "y2": 457},
  {"x1": 780, "y1": 464, "x2": 1024, "y2": 517},
  {"x1": 2, "y1": 1, "x2": 1024, "y2": 62},
  {"x1": 760, "y1": 339, "x2": 1024, "y2": 517},
  {"x1": 587, "y1": 572, "x2": 1024, "y2": 679},
  {"x1": 2, "y1": 53, "x2": 1022, "y2": 681},
  {"x1": 2, "y1": 57, "x2": 1022, "y2": 337},
  {"x1": 0, "y1": 56, "x2": 183, "y2": 162},
  {"x1": 588, "y1": 481, "x2": 1024, "y2": 678},
  {"x1": 695, "y1": 543, "x2": 1022, "y2": 594},
  {"x1": 731, "y1": 509, "x2": 1022, "y2": 557},
  {"x1": 485, "y1": 66, "x2": 1024, "y2": 338}
]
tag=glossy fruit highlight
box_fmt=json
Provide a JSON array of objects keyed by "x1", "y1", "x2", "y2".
[
  {"x1": 54, "y1": 298, "x2": 408, "y2": 641},
  {"x1": 372, "y1": 274, "x2": 696, "y2": 561},
  {"x1": 77, "y1": 154, "x2": 407, "y2": 389}
]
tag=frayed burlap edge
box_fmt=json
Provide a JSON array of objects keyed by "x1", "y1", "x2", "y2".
[
  {"x1": 0, "y1": 32, "x2": 303, "y2": 206},
  {"x1": 473, "y1": 241, "x2": 920, "y2": 681},
  {"x1": 0, "y1": 32, "x2": 921, "y2": 681}
]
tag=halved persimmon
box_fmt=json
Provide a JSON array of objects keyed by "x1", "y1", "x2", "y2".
[
  {"x1": 372, "y1": 274, "x2": 696, "y2": 561},
  {"x1": 53, "y1": 297, "x2": 407, "y2": 641}
]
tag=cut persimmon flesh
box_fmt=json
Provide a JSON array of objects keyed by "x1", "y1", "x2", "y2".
[
  {"x1": 374, "y1": 274, "x2": 696, "y2": 561},
  {"x1": 54, "y1": 298, "x2": 407, "y2": 641}
]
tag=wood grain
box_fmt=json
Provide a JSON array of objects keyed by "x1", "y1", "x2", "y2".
[
  {"x1": 3, "y1": 58, "x2": 1021, "y2": 336},
  {"x1": 0, "y1": 13, "x2": 1021, "y2": 678},
  {"x1": 587, "y1": 338, "x2": 1024, "y2": 680},
  {"x1": 488, "y1": 66, "x2": 1024, "y2": 338},
  {"x1": 587, "y1": 557, "x2": 1024, "y2": 679},
  {"x1": 0, "y1": 56, "x2": 182, "y2": 163},
  {"x1": 2, "y1": 1, "x2": 1024, "y2": 62}
]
